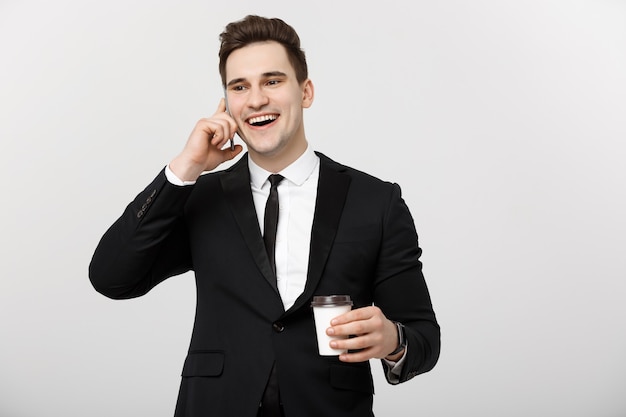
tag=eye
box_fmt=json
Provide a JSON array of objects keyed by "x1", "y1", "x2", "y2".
[
  {"x1": 266, "y1": 79, "x2": 281, "y2": 86},
  {"x1": 232, "y1": 85, "x2": 246, "y2": 92}
]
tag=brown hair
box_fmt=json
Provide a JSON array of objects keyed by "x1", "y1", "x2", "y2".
[{"x1": 218, "y1": 15, "x2": 308, "y2": 87}]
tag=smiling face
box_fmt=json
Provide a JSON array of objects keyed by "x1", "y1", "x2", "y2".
[{"x1": 225, "y1": 41, "x2": 314, "y2": 172}]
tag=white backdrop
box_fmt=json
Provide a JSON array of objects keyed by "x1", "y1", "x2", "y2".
[{"x1": 1, "y1": 1, "x2": 625, "y2": 416}]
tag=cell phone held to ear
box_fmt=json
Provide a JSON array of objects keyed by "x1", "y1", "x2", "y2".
[{"x1": 223, "y1": 88, "x2": 235, "y2": 151}]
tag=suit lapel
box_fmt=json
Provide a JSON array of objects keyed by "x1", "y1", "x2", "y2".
[
  {"x1": 286, "y1": 153, "x2": 351, "y2": 314},
  {"x1": 219, "y1": 153, "x2": 351, "y2": 312},
  {"x1": 219, "y1": 156, "x2": 280, "y2": 295}
]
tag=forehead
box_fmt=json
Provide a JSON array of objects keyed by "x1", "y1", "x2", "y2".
[{"x1": 225, "y1": 41, "x2": 295, "y2": 83}]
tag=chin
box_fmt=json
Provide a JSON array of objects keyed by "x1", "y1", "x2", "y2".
[{"x1": 248, "y1": 139, "x2": 285, "y2": 157}]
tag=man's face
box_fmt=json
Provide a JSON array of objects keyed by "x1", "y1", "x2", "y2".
[{"x1": 225, "y1": 41, "x2": 313, "y2": 164}]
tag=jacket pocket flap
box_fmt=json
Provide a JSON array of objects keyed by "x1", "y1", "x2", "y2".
[
  {"x1": 181, "y1": 351, "x2": 224, "y2": 377},
  {"x1": 329, "y1": 363, "x2": 374, "y2": 394}
]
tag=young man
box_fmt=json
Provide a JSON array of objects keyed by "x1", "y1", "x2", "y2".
[{"x1": 90, "y1": 15, "x2": 440, "y2": 417}]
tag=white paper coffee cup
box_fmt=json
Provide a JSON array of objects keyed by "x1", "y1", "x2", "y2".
[{"x1": 311, "y1": 295, "x2": 353, "y2": 356}]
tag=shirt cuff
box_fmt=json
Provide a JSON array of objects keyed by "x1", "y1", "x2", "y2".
[
  {"x1": 383, "y1": 346, "x2": 408, "y2": 384},
  {"x1": 165, "y1": 165, "x2": 197, "y2": 186}
]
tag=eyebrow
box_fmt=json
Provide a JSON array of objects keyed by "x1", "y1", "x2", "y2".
[{"x1": 226, "y1": 71, "x2": 288, "y2": 87}]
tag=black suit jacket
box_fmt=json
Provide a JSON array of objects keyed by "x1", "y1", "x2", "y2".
[{"x1": 89, "y1": 152, "x2": 440, "y2": 417}]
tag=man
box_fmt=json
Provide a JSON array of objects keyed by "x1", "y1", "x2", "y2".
[{"x1": 90, "y1": 15, "x2": 440, "y2": 417}]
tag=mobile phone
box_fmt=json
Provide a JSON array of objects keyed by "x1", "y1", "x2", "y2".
[{"x1": 223, "y1": 87, "x2": 235, "y2": 151}]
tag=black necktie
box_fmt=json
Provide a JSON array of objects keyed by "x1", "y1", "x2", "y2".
[
  {"x1": 260, "y1": 174, "x2": 285, "y2": 417},
  {"x1": 263, "y1": 174, "x2": 284, "y2": 280}
]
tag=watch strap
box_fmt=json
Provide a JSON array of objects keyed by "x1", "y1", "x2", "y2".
[{"x1": 388, "y1": 321, "x2": 407, "y2": 356}]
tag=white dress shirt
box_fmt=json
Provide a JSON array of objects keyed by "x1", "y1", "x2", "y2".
[{"x1": 248, "y1": 146, "x2": 319, "y2": 310}]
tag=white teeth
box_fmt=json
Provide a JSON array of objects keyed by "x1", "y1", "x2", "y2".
[{"x1": 248, "y1": 114, "x2": 277, "y2": 125}]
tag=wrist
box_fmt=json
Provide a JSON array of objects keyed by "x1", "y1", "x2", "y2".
[
  {"x1": 386, "y1": 321, "x2": 407, "y2": 358},
  {"x1": 169, "y1": 155, "x2": 204, "y2": 182}
]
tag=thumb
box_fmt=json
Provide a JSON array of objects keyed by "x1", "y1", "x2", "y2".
[
  {"x1": 221, "y1": 144, "x2": 244, "y2": 162},
  {"x1": 204, "y1": 144, "x2": 243, "y2": 172}
]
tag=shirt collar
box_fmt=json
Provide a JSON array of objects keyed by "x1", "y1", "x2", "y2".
[{"x1": 248, "y1": 145, "x2": 319, "y2": 188}]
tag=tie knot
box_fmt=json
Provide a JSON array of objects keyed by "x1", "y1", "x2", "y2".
[{"x1": 268, "y1": 174, "x2": 284, "y2": 187}]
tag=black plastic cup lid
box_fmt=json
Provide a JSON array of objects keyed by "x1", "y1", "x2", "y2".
[{"x1": 311, "y1": 295, "x2": 353, "y2": 307}]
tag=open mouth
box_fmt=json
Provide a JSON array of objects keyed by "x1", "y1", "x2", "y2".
[{"x1": 247, "y1": 114, "x2": 278, "y2": 127}]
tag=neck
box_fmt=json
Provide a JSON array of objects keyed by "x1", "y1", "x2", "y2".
[{"x1": 250, "y1": 138, "x2": 308, "y2": 173}]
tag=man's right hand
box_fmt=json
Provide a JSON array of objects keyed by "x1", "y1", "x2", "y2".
[{"x1": 169, "y1": 99, "x2": 243, "y2": 182}]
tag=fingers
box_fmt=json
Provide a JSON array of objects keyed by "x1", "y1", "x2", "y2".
[
  {"x1": 221, "y1": 143, "x2": 244, "y2": 161},
  {"x1": 329, "y1": 305, "x2": 380, "y2": 328},
  {"x1": 207, "y1": 121, "x2": 232, "y2": 148},
  {"x1": 329, "y1": 332, "x2": 387, "y2": 363},
  {"x1": 216, "y1": 97, "x2": 227, "y2": 113},
  {"x1": 326, "y1": 306, "x2": 397, "y2": 362},
  {"x1": 209, "y1": 144, "x2": 244, "y2": 168},
  {"x1": 327, "y1": 314, "x2": 384, "y2": 347},
  {"x1": 209, "y1": 99, "x2": 238, "y2": 146},
  {"x1": 171, "y1": 99, "x2": 240, "y2": 179},
  {"x1": 337, "y1": 347, "x2": 379, "y2": 363},
  {"x1": 195, "y1": 114, "x2": 237, "y2": 150}
]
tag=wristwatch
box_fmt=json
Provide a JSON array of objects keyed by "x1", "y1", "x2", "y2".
[{"x1": 388, "y1": 321, "x2": 407, "y2": 356}]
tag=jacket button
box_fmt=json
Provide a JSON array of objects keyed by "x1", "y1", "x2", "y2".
[{"x1": 272, "y1": 322, "x2": 285, "y2": 333}]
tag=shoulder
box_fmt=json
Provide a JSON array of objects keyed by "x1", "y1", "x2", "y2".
[
  {"x1": 194, "y1": 154, "x2": 249, "y2": 187},
  {"x1": 316, "y1": 151, "x2": 398, "y2": 192}
]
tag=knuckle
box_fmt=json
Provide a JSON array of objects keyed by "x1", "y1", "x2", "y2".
[{"x1": 354, "y1": 323, "x2": 366, "y2": 334}]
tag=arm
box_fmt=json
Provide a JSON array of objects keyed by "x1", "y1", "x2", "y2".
[
  {"x1": 88, "y1": 170, "x2": 195, "y2": 299},
  {"x1": 327, "y1": 183, "x2": 440, "y2": 383},
  {"x1": 89, "y1": 99, "x2": 243, "y2": 299}
]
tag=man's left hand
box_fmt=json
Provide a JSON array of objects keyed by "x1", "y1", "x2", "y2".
[{"x1": 326, "y1": 306, "x2": 404, "y2": 362}]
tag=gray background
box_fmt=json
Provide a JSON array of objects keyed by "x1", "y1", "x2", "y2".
[{"x1": 1, "y1": 1, "x2": 625, "y2": 416}]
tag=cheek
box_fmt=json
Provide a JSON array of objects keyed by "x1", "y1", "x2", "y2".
[
  {"x1": 226, "y1": 95, "x2": 245, "y2": 116},
  {"x1": 228, "y1": 102, "x2": 242, "y2": 119}
]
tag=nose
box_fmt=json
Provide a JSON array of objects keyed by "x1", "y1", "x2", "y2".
[{"x1": 246, "y1": 86, "x2": 269, "y2": 109}]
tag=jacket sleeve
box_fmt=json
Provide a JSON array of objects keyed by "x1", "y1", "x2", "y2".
[
  {"x1": 374, "y1": 183, "x2": 441, "y2": 384},
  {"x1": 89, "y1": 168, "x2": 194, "y2": 300}
]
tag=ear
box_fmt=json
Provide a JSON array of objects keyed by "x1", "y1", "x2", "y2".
[{"x1": 301, "y1": 79, "x2": 314, "y2": 108}]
